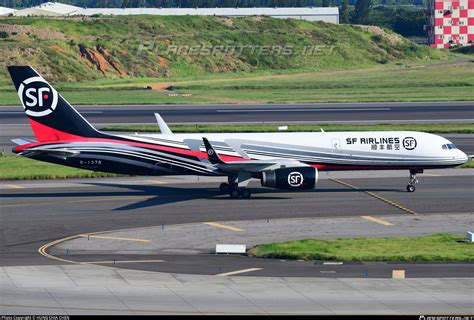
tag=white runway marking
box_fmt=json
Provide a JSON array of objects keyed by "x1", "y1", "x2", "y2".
[{"x1": 217, "y1": 108, "x2": 391, "y2": 113}]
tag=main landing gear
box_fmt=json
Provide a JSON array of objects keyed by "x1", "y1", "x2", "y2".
[
  {"x1": 406, "y1": 169, "x2": 421, "y2": 193},
  {"x1": 219, "y1": 176, "x2": 252, "y2": 199}
]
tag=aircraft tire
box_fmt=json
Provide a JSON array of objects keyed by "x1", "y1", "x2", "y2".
[
  {"x1": 219, "y1": 183, "x2": 230, "y2": 193},
  {"x1": 229, "y1": 188, "x2": 240, "y2": 199},
  {"x1": 240, "y1": 188, "x2": 251, "y2": 199}
]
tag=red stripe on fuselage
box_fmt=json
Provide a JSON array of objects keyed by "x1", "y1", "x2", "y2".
[{"x1": 15, "y1": 121, "x2": 248, "y2": 162}]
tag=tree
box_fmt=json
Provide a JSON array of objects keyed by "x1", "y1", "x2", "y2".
[
  {"x1": 97, "y1": 0, "x2": 111, "y2": 7},
  {"x1": 340, "y1": 0, "x2": 350, "y2": 24},
  {"x1": 353, "y1": 0, "x2": 372, "y2": 24}
]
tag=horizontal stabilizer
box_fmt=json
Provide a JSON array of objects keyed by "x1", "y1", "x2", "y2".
[
  {"x1": 11, "y1": 138, "x2": 37, "y2": 146},
  {"x1": 20, "y1": 147, "x2": 80, "y2": 160}
]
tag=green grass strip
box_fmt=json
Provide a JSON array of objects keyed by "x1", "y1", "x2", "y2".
[
  {"x1": 102, "y1": 123, "x2": 474, "y2": 134},
  {"x1": 0, "y1": 155, "x2": 120, "y2": 180},
  {"x1": 248, "y1": 233, "x2": 474, "y2": 262}
]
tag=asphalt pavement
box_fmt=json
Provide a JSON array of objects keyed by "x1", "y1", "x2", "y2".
[
  {"x1": 1, "y1": 101, "x2": 474, "y2": 125},
  {"x1": 1, "y1": 171, "x2": 473, "y2": 277}
]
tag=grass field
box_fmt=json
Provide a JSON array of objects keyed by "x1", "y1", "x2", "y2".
[
  {"x1": 1, "y1": 15, "x2": 472, "y2": 105},
  {"x1": 0, "y1": 155, "x2": 120, "y2": 180},
  {"x1": 460, "y1": 160, "x2": 474, "y2": 168},
  {"x1": 248, "y1": 233, "x2": 474, "y2": 262},
  {"x1": 0, "y1": 15, "x2": 445, "y2": 85},
  {"x1": 1, "y1": 62, "x2": 473, "y2": 105}
]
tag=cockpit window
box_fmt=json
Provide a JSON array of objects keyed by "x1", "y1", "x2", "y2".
[{"x1": 442, "y1": 144, "x2": 457, "y2": 150}]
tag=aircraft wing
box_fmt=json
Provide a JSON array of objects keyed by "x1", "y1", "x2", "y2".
[
  {"x1": 11, "y1": 138, "x2": 79, "y2": 159},
  {"x1": 202, "y1": 137, "x2": 309, "y2": 173}
]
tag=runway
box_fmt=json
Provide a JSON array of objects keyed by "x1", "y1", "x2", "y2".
[{"x1": 2, "y1": 101, "x2": 474, "y2": 125}]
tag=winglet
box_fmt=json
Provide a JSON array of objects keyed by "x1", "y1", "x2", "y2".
[
  {"x1": 202, "y1": 137, "x2": 225, "y2": 164},
  {"x1": 154, "y1": 113, "x2": 173, "y2": 134}
]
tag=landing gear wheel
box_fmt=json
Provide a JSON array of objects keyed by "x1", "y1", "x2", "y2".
[
  {"x1": 219, "y1": 183, "x2": 230, "y2": 193},
  {"x1": 229, "y1": 188, "x2": 240, "y2": 199},
  {"x1": 240, "y1": 188, "x2": 252, "y2": 199},
  {"x1": 406, "y1": 169, "x2": 419, "y2": 193}
]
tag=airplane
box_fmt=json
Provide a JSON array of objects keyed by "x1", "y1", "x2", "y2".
[{"x1": 7, "y1": 66, "x2": 469, "y2": 198}]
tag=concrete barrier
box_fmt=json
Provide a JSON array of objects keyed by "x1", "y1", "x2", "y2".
[
  {"x1": 216, "y1": 244, "x2": 246, "y2": 254},
  {"x1": 467, "y1": 231, "x2": 473, "y2": 242},
  {"x1": 392, "y1": 270, "x2": 406, "y2": 279}
]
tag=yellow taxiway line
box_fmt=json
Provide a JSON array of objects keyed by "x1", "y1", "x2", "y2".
[
  {"x1": 145, "y1": 179, "x2": 168, "y2": 185},
  {"x1": 216, "y1": 268, "x2": 262, "y2": 277},
  {"x1": 203, "y1": 222, "x2": 244, "y2": 232},
  {"x1": 330, "y1": 179, "x2": 418, "y2": 215},
  {"x1": 422, "y1": 173, "x2": 441, "y2": 177},
  {"x1": 361, "y1": 215, "x2": 394, "y2": 226},
  {"x1": 1, "y1": 184, "x2": 24, "y2": 189},
  {"x1": 81, "y1": 259, "x2": 163, "y2": 264},
  {"x1": 79, "y1": 234, "x2": 151, "y2": 243},
  {"x1": 0, "y1": 196, "x2": 150, "y2": 208},
  {"x1": 38, "y1": 235, "x2": 84, "y2": 264}
]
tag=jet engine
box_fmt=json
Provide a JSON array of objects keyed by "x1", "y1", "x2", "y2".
[{"x1": 261, "y1": 167, "x2": 318, "y2": 190}]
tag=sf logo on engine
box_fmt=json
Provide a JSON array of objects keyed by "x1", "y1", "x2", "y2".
[
  {"x1": 18, "y1": 76, "x2": 58, "y2": 117},
  {"x1": 288, "y1": 171, "x2": 304, "y2": 187},
  {"x1": 403, "y1": 137, "x2": 417, "y2": 150}
]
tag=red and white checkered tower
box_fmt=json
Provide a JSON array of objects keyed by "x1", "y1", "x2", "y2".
[{"x1": 428, "y1": 0, "x2": 474, "y2": 48}]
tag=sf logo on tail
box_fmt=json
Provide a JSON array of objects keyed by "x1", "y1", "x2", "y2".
[{"x1": 18, "y1": 76, "x2": 58, "y2": 117}]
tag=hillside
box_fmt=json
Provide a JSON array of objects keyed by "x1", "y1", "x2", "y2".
[{"x1": 0, "y1": 15, "x2": 445, "y2": 88}]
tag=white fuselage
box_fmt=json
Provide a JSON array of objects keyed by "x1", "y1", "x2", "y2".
[{"x1": 123, "y1": 131, "x2": 468, "y2": 170}]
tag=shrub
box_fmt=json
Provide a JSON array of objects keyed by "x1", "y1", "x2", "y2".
[{"x1": 371, "y1": 34, "x2": 384, "y2": 43}]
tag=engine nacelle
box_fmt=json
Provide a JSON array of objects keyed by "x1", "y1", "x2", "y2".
[{"x1": 261, "y1": 167, "x2": 318, "y2": 190}]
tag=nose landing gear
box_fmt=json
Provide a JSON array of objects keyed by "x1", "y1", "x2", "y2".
[{"x1": 406, "y1": 169, "x2": 422, "y2": 192}]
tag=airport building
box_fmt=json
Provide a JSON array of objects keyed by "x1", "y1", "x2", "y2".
[
  {"x1": 72, "y1": 7, "x2": 339, "y2": 23},
  {"x1": 9, "y1": 2, "x2": 81, "y2": 16},
  {"x1": 0, "y1": 6, "x2": 16, "y2": 16},
  {"x1": 8, "y1": 2, "x2": 339, "y2": 24},
  {"x1": 427, "y1": 0, "x2": 474, "y2": 48}
]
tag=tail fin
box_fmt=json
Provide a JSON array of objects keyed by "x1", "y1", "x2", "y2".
[{"x1": 7, "y1": 66, "x2": 103, "y2": 142}]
